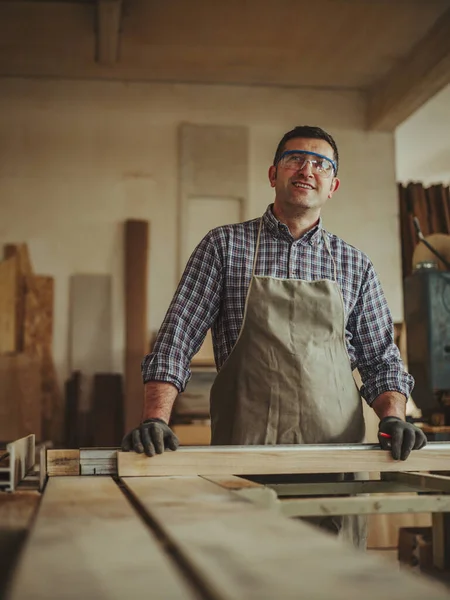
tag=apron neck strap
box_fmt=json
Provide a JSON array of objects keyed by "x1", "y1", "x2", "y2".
[
  {"x1": 252, "y1": 218, "x2": 263, "y2": 277},
  {"x1": 321, "y1": 230, "x2": 337, "y2": 281}
]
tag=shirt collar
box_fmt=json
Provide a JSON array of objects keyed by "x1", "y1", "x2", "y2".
[{"x1": 262, "y1": 204, "x2": 323, "y2": 245}]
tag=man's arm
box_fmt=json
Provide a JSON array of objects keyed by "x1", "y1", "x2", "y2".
[
  {"x1": 142, "y1": 381, "x2": 179, "y2": 423},
  {"x1": 349, "y1": 261, "x2": 426, "y2": 459},
  {"x1": 371, "y1": 391, "x2": 406, "y2": 421},
  {"x1": 122, "y1": 230, "x2": 224, "y2": 456}
]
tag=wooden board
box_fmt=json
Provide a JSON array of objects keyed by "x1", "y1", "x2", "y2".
[
  {"x1": 0, "y1": 256, "x2": 18, "y2": 353},
  {"x1": 123, "y1": 476, "x2": 450, "y2": 600},
  {"x1": 3, "y1": 244, "x2": 33, "y2": 352},
  {"x1": 124, "y1": 220, "x2": 149, "y2": 432},
  {"x1": 0, "y1": 355, "x2": 41, "y2": 442},
  {"x1": 8, "y1": 477, "x2": 197, "y2": 600},
  {"x1": 46, "y1": 450, "x2": 80, "y2": 476},
  {"x1": 118, "y1": 443, "x2": 450, "y2": 477}
]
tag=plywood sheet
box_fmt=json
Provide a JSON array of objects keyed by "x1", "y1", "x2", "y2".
[{"x1": 8, "y1": 477, "x2": 197, "y2": 600}]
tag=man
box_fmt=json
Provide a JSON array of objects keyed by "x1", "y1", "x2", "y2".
[{"x1": 122, "y1": 124, "x2": 426, "y2": 476}]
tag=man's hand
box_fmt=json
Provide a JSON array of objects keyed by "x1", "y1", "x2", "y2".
[
  {"x1": 121, "y1": 418, "x2": 179, "y2": 457},
  {"x1": 378, "y1": 416, "x2": 427, "y2": 461}
]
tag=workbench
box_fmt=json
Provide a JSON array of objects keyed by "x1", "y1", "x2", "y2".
[{"x1": 3, "y1": 435, "x2": 450, "y2": 599}]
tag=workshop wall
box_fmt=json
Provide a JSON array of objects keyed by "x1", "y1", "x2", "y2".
[{"x1": 0, "y1": 78, "x2": 401, "y2": 383}]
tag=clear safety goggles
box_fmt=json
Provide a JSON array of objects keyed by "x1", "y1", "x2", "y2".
[{"x1": 277, "y1": 150, "x2": 337, "y2": 178}]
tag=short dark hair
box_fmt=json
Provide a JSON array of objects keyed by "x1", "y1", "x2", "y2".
[{"x1": 273, "y1": 125, "x2": 339, "y2": 175}]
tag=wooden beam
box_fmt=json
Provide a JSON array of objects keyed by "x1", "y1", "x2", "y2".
[
  {"x1": 367, "y1": 7, "x2": 450, "y2": 131},
  {"x1": 96, "y1": 0, "x2": 122, "y2": 66},
  {"x1": 117, "y1": 443, "x2": 450, "y2": 477},
  {"x1": 0, "y1": 257, "x2": 18, "y2": 354},
  {"x1": 123, "y1": 475, "x2": 450, "y2": 600},
  {"x1": 8, "y1": 477, "x2": 197, "y2": 600},
  {"x1": 124, "y1": 220, "x2": 149, "y2": 432}
]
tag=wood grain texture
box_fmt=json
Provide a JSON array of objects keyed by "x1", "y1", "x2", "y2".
[
  {"x1": 124, "y1": 220, "x2": 148, "y2": 432},
  {"x1": 118, "y1": 443, "x2": 450, "y2": 477},
  {"x1": 8, "y1": 477, "x2": 197, "y2": 600},
  {"x1": 46, "y1": 450, "x2": 80, "y2": 476},
  {"x1": 0, "y1": 256, "x2": 18, "y2": 353},
  {"x1": 3, "y1": 244, "x2": 33, "y2": 353},
  {"x1": 123, "y1": 475, "x2": 450, "y2": 600}
]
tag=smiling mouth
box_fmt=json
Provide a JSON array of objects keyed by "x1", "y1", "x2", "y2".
[{"x1": 292, "y1": 181, "x2": 315, "y2": 190}]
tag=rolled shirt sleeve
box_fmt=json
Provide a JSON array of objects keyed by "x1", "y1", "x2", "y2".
[
  {"x1": 141, "y1": 231, "x2": 223, "y2": 392},
  {"x1": 347, "y1": 260, "x2": 414, "y2": 404}
]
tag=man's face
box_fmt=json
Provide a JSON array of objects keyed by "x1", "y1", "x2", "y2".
[{"x1": 268, "y1": 137, "x2": 340, "y2": 212}]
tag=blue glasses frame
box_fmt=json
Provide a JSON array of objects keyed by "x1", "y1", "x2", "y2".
[{"x1": 277, "y1": 149, "x2": 337, "y2": 175}]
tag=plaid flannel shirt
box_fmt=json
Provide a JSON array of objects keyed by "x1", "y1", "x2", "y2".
[{"x1": 142, "y1": 204, "x2": 413, "y2": 404}]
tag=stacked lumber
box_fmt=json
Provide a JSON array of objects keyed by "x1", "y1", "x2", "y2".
[{"x1": 0, "y1": 244, "x2": 62, "y2": 443}]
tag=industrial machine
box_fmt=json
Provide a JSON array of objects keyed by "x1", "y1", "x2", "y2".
[{"x1": 404, "y1": 219, "x2": 450, "y2": 436}]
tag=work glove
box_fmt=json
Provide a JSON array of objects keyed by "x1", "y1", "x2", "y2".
[
  {"x1": 378, "y1": 416, "x2": 427, "y2": 461},
  {"x1": 121, "y1": 418, "x2": 179, "y2": 457}
]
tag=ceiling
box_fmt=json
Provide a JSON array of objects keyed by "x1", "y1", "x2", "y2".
[{"x1": 1, "y1": 0, "x2": 450, "y2": 130}]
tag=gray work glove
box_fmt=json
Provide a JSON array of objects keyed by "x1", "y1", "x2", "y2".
[
  {"x1": 121, "y1": 418, "x2": 179, "y2": 457},
  {"x1": 378, "y1": 416, "x2": 427, "y2": 461}
]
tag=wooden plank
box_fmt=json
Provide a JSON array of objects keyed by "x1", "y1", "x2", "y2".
[
  {"x1": 22, "y1": 275, "x2": 62, "y2": 442},
  {"x1": 8, "y1": 477, "x2": 197, "y2": 600},
  {"x1": 201, "y1": 474, "x2": 279, "y2": 509},
  {"x1": 123, "y1": 476, "x2": 450, "y2": 600},
  {"x1": 3, "y1": 244, "x2": 33, "y2": 353},
  {"x1": 280, "y1": 494, "x2": 450, "y2": 518},
  {"x1": 79, "y1": 448, "x2": 117, "y2": 475},
  {"x1": 124, "y1": 220, "x2": 149, "y2": 432},
  {"x1": 0, "y1": 355, "x2": 41, "y2": 443},
  {"x1": 251, "y1": 480, "x2": 422, "y2": 496},
  {"x1": 0, "y1": 256, "x2": 18, "y2": 353},
  {"x1": 46, "y1": 450, "x2": 80, "y2": 476},
  {"x1": 118, "y1": 443, "x2": 450, "y2": 477},
  {"x1": 367, "y1": 6, "x2": 450, "y2": 131},
  {"x1": 0, "y1": 491, "x2": 40, "y2": 599},
  {"x1": 96, "y1": 0, "x2": 122, "y2": 65}
]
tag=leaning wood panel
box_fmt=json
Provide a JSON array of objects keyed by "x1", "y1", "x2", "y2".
[
  {"x1": 0, "y1": 257, "x2": 18, "y2": 353},
  {"x1": 123, "y1": 476, "x2": 449, "y2": 600},
  {"x1": 118, "y1": 443, "x2": 450, "y2": 477},
  {"x1": 124, "y1": 220, "x2": 149, "y2": 432},
  {"x1": 8, "y1": 477, "x2": 197, "y2": 600}
]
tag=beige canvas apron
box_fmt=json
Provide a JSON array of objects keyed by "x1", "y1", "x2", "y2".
[{"x1": 209, "y1": 218, "x2": 367, "y2": 547}]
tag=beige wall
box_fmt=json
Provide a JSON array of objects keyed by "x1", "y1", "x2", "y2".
[
  {"x1": 0, "y1": 78, "x2": 401, "y2": 383},
  {"x1": 395, "y1": 83, "x2": 450, "y2": 185}
]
